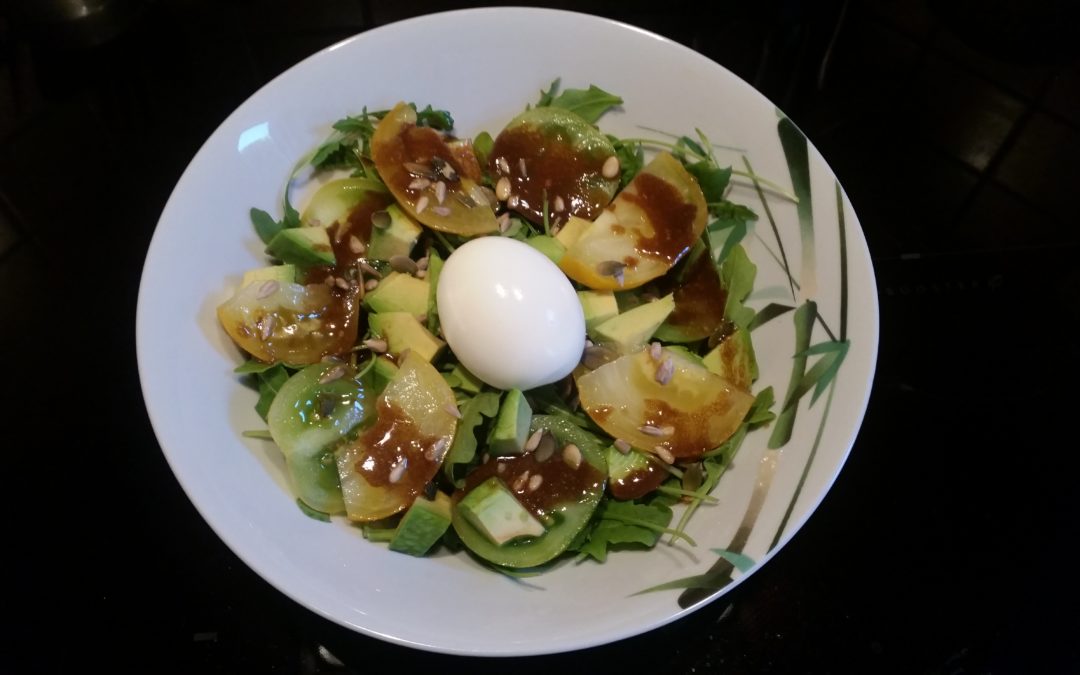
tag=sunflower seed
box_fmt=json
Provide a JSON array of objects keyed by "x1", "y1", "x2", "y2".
[
  {"x1": 334, "y1": 277, "x2": 350, "y2": 290},
  {"x1": 371, "y1": 210, "x2": 391, "y2": 229},
  {"x1": 553, "y1": 195, "x2": 565, "y2": 212},
  {"x1": 563, "y1": 443, "x2": 583, "y2": 469},
  {"x1": 497, "y1": 212, "x2": 511, "y2": 233},
  {"x1": 348, "y1": 236, "x2": 365, "y2": 254},
  {"x1": 495, "y1": 176, "x2": 511, "y2": 201},
  {"x1": 469, "y1": 185, "x2": 494, "y2": 207},
  {"x1": 524, "y1": 428, "x2": 544, "y2": 452},
  {"x1": 358, "y1": 261, "x2": 382, "y2": 279},
  {"x1": 415, "y1": 195, "x2": 430, "y2": 214},
  {"x1": 655, "y1": 356, "x2": 675, "y2": 385},
  {"x1": 496, "y1": 462, "x2": 506, "y2": 474},
  {"x1": 362, "y1": 338, "x2": 387, "y2": 353},
  {"x1": 518, "y1": 157, "x2": 528, "y2": 178},
  {"x1": 425, "y1": 437, "x2": 449, "y2": 462},
  {"x1": 527, "y1": 474, "x2": 543, "y2": 492},
  {"x1": 323, "y1": 274, "x2": 335, "y2": 286},
  {"x1": 408, "y1": 177, "x2": 432, "y2": 191},
  {"x1": 256, "y1": 280, "x2": 279, "y2": 299},
  {"x1": 431, "y1": 206, "x2": 451, "y2": 217},
  {"x1": 364, "y1": 278, "x2": 379, "y2": 291},
  {"x1": 444, "y1": 402, "x2": 462, "y2": 419},
  {"x1": 535, "y1": 433, "x2": 556, "y2": 462},
  {"x1": 654, "y1": 445, "x2": 676, "y2": 465},
  {"x1": 319, "y1": 365, "x2": 346, "y2": 384},
  {"x1": 496, "y1": 156, "x2": 510, "y2": 174},
  {"x1": 639, "y1": 424, "x2": 675, "y2": 438},
  {"x1": 507, "y1": 194, "x2": 520, "y2": 209},
  {"x1": 596, "y1": 260, "x2": 626, "y2": 287},
  {"x1": 388, "y1": 457, "x2": 408, "y2": 483},
  {"x1": 614, "y1": 439, "x2": 631, "y2": 454},
  {"x1": 434, "y1": 180, "x2": 447, "y2": 204},
  {"x1": 649, "y1": 341, "x2": 662, "y2": 361},
  {"x1": 416, "y1": 269, "x2": 427, "y2": 279},
  {"x1": 512, "y1": 470, "x2": 530, "y2": 492},
  {"x1": 259, "y1": 316, "x2": 275, "y2": 340},
  {"x1": 403, "y1": 162, "x2": 435, "y2": 178},
  {"x1": 389, "y1": 255, "x2": 418, "y2": 274},
  {"x1": 602, "y1": 155, "x2": 620, "y2": 179}
]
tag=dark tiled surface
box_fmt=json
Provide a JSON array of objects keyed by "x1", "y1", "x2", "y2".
[{"x1": 3, "y1": 1, "x2": 1080, "y2": 673}]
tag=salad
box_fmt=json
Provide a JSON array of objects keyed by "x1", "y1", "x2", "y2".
[{"x1": 217, "y1": 80, "x2": 777, "y2": 571}]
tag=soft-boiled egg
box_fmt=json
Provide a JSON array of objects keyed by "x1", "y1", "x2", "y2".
[{"x1": 436, "y1": 237, "x2": 585, "y2": 391}]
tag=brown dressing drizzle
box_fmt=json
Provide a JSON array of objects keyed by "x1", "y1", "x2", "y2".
[
  {"x1": 622, "y1": 172, "x2": 698, "y2": 263},
  {"x1": 490, "y1": 126, "x2": 609, "y2": 224},
  {"x1": 641, "y1": 397, "x2": 741, "y2": 460},
  {"x1": 610, "y1": 463, "x2": 667, "y2": 501},
  {"x1": 460, "y1": 452, "x2": 604, "y2": 521},
  {"x1": 354, "y1": 399, "x2": 441, "y2": 498},
  {"x1": 660, "y1": 252, "x2": 728, "y2": 340}
]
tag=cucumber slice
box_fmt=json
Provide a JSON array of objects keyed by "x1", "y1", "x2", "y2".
[
  {"x1": 267, "y1": 362, "x2": 373, "y2": 513},
  {"x1": 451, "y1": 415, "x2": 607, "y2": 568}
]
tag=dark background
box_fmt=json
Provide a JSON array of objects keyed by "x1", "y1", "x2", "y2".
[{"x1": 3, "y1": 1, "x2": 1079, "y2": 672}]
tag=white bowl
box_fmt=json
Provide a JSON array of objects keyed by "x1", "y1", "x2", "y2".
[{"x1": 136, "y1": 7, "x2": 878, "y2": 656}]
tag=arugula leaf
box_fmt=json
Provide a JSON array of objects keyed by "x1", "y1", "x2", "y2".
[
  {"x1": 412, "y1": 103, "x2": 454, "y2": 131},
  {"x1": 719, "y1": 244, "x2": 757, "y2": 329},
  {"x1": 441, "y1": 362, "x2": 483, "y2": 396},
  {"x1": 250, "y1": 208, "x2": 284, "y2": 245},
  {"x1": 234, "y1": 358, "x2": 280, "y2": 375},
  {"x1": 536, "y1": 78, "x2": 560, "y2": 108},
  {"x1": 536, "y1": 80, "x2": 623, "y2": 124},
  {"x1": 443, "y1": 391, "x2": 501, "y2": 486},
  {"x1": 282, "y1": 191, "x2": 301, "y2": 229},
  {"x1": 576, "y1": 501, "x2": 675, "y2": 563},
  {"x1": 744, "y1": 386, "x2": 777, "y2": 427},
  {"x1": 674, "y1": 135, "x2": 708, "y2": 160},
  {"x1": 608, "y1": 135, "x2": 644, "y2": 189},
  {"x1": 686, "y1": 162, "x2": 731, "y2": 204},
  {"x1": 254, "y1": 364, "x2": 291, "y2": 421}
]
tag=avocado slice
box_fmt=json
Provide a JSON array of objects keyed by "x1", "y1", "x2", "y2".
[
  {"x1": 577, "y1": 290, "x2": 619, "y2": 332},
  {"x1": 368, "y1": 312, "x2": 446, "y2": 362},
  {"x1": 241, "y1": 264, "x2": 296, "y2": 287},
  {"x1": 487, "y1": 389, "x2": 532, "y2": 456},
  {"x1": 592, "y1": 293, "x2": 675, "y2": 352},
  {"x1": 368, "y1": 204, "x2": 423, "y2": 260},
  {"x1": 451, "y1": 415, "x2": 607, "y2": 568},
  {"x1": 458, "y1": 477, "x2": 546, "y2": 546},
  {"x1": 525, "y1": 235, "x2": 566, "y2": 264},
  {"x1": 371, "y1": 355, "x2": 398, "y2": 394},
  {"x1": 363, "y1": 272, "x2": 430, "y2": 317},
  {"x1": 388, "y1": 491, "x2": 453, "y2": 556},
  {"x1": 702, "y1": 326, "x2": 758, "y2": 390},
  {"x1": 267, "y1": 226, "x2": 336, "y2": 267}
]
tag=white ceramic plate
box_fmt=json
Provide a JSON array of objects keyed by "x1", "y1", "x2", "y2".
[{"x1": 137, "y1": 7, "x2": 877, "y2": 656}]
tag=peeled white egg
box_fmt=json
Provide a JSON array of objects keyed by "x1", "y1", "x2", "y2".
[{"x1": 436, "y1": 237, "x2": 585, "y2": 391}]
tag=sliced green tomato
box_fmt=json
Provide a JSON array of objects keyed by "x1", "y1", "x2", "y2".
[
  {"x1": 559, "y1": 152, "x2": 708, "y2": 290},
  {"x1": 371, "y1": 102, "x2": 497, "y2": 236},
  {"x1": 576, "y1": 346, "x2": 754, "y2": 461},
  {"x1": 267, "y1": 362, "x2": 374, "y2": 514},
  {"x1": 217, "y1": 279, "x2": 359, "y2": 364},
  {"x1": 653, "y1": 244, "x2": 727, "y2": 343},
  {"x1": 451, "y1": 415, "x2": 607, "y2": 568},
  {"x1": 489, "y1": 106, "x2": 618, "y2": 225},
  {"x1": 335, "y1": 352, "x2": 458, "y2": 522},
  {"x1": 300, "y1": 177, "x2": 387, "y2": 229}
]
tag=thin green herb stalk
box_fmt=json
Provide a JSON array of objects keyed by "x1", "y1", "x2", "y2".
[
  {"x1": 669, "y1": 453, "x2": 736, "y2": 545},
  {"x1": 728, "y1": 170, "x2": 798, "y2": 203},
  {"x1": 431, "y1": 230, "x2": 457, "y2": 254},
  {"x1": 641, "y1": 451, "x2": 683, "y2": 478},
  {"x1": 242, "y1": 429, "x2": 273, "y2": 440},
  {"x1": 636, "y1": 125, "x2": 748, "y2": 152},
  {"x1": 542, "y1": 189, "x2": 550, "y2": 235},
  {"x1": 656, "y1": 485, "x2": 719, "y2": 503},
  {"x1": 600, "y1": 514, "x2": 697, "y2": 546}
]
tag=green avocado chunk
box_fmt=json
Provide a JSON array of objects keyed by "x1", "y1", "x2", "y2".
[
  {"x1": 592, "y1": 293, "x2": 675, "y2": 352},
  {"x1": 457, "y1": 477, "x2": 546, "y2": 546},
  {"x1": 363, "y1": 271, "x2": 430, "y2": 317},
  {"x1": 368, "y1": 204, "x2": 422, "y2": 260},
  {"x1": 389, "y1": 492, "x2": 453, "y2": 556},
  {"x1": 487, "y1": 389, "x2": 532, "y2": 456}
]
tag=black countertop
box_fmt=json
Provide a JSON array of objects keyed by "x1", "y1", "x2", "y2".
[{"x1": 4, "y1": 1, "x2": 1079, "y2": 672}]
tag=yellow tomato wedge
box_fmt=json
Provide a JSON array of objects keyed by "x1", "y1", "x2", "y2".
[
  {"x1": 560, "y1": 152, "x2": 707, "y2": 290},
  {"x1": 576, "y1": 347, "x2": 753, "y2": 460},
  {"x1": 371, "y1": 102, "x2": 498, "y2": 236},
  {"x1": 216, "y1": 280, "x2": 358, "y2": 364},
  {"x1": 335, "y1": 352, "x2": 458, "y2": 522}
]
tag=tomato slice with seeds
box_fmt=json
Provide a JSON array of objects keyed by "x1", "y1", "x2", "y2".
[
  {"x1": 216, "y1": 280, "x2": 359, "y2": 364},
  {"x1": 371, "y1": 102, "x2": 497, "y2": 236},
  {"x1": 488, "y1": 106, "x2": 618, "y2": 225}
]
